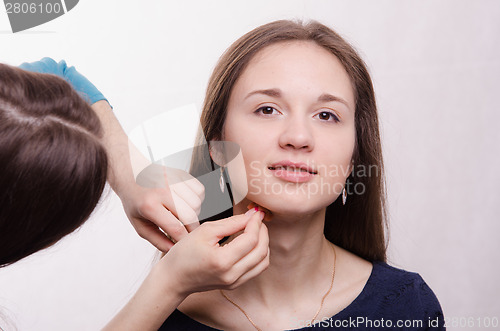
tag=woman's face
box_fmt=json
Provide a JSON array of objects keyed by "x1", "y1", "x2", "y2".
[{"x1": 223, "y1": 41, "x2": 356, "y2": 215}]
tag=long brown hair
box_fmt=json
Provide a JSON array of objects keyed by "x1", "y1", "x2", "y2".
[
  {"x1": 192, "y1": 20, "x2": 388, "y2": 262},
  {"x1": 0, "y1": 64, "x2": 108, "y2": 267}
]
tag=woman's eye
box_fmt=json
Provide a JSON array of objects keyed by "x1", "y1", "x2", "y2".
[
  {"x1": 256, "y1": 106, "x2": 279, "y2": 115},
  {"x1": 316, "y1": 111, "x2": 340, "y2": 123}
]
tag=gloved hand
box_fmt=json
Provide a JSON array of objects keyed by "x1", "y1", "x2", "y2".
[{"x1": 19, "y1": 57, "x2": 109, "y2": 105}]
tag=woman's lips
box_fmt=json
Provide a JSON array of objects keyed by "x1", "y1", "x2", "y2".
[{"x1": 268, "y1": 161, "x2": 317, "y2": 183}]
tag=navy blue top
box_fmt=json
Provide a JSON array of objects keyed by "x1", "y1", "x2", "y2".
[{"x1": 159, "y1": 261, "x2": 445, "y2": 330}]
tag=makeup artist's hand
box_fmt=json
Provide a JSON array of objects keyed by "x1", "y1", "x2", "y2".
[
  {"x1": 156, "y1": 207, "x2": 269, "y2": 295},
  {"x1": 102, "y1": 208, "x2": 269, "y2": 331},
  {"x1": 19, "y1": 57, "x2": 108, "y2": 105},
  {"x1": 120, "y1": 164, "x2": 205, "y2": 252},
  {"x1": 247, "y1": 202, "x2": 273, "y2": 222}
]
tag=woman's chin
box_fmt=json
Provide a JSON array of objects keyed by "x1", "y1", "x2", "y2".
[{"x1": 247, "y1": 194, "x2": 333, "y2": 218}]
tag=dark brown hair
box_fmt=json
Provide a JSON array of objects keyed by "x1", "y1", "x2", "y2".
[
  {"x1": 0, "y1": 64, "x2": 108, "y2": 267},
  {"x1": 192, "y1": 20, "x2": 388, "y2": 262}
]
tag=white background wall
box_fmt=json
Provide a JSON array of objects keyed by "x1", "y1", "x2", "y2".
[{"x1": 1, "y1": 1, "x2": 499, "y2": 330}]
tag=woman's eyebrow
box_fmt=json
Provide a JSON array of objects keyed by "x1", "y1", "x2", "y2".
[
  {"x1": 317, "y1": 93, "x2": 351, "y2": 110},
  {"x1": 244, "y1": 89, "x2": 351, "y2": 111},
  {"x1": 245, "y1": 88, "x2": 282, "y2": 100}
]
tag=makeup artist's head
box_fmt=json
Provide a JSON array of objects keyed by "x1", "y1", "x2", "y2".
[
  {"x1": 0, "y1": 64, "x2": 108, "y2": 267},
  {"x1": 193, "y1": 20, "x2": 387, "y2": 261}
]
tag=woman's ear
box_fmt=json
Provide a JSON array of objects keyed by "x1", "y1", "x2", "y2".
[
  {"x1": 209, "y1": 141, "x2": 247, "y2": 205},
  {"x1": 209, "y1": 141, "x2": 241, "y2": 167},
  {"x1": 208, "y1": 141, "x2": 226, "y2": 167}
]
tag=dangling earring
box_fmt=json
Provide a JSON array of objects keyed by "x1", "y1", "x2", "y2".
[
  {"x1": 343, "y1": 164, "x2": 353, "y2": 206},
  {"x1": 219, "y1": 167, "x2": 225, "y2": 193}
]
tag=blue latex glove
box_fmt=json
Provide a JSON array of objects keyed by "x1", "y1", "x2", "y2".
[{"x1": 19, "y1": 57, "x2": 109, "y2": 106}]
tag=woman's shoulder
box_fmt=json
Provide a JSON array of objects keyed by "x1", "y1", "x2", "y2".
[
  {"x1": 369, "y1": 261, "x2": 440, "y2": 302},
  {"x1": 371, "y1": 260, "x2": 424, "y2": 284},
  {"x1": 338, "y1": 260, "x2": 445, "y2": 329}
]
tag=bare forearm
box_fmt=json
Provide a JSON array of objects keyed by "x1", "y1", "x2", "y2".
[
  {"x1": 91, "y1": 101, "x2": 191, "y2": 252},
  {"x1": 91, "y1": 100, "x2": 149, "y2": 197},
  {"x1": 102, "y1": 265, "x2": 187, "y2": 331}
]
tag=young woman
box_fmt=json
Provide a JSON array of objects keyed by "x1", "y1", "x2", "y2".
[
  {"x1": 152, "y1": 19, "x2": 445, "y2": 330},
  {"x1": 3, "y1": 17, "x2": 446, "y2": 328}
]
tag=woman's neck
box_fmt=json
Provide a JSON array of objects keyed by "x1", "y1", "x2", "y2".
[{"x1": 230, "y1": 204, "x2": 335, "y2": 309}]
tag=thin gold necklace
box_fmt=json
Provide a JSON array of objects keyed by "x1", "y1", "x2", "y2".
[{"x1": 220, "y1": 243, "x2": 337, "y2": 331}]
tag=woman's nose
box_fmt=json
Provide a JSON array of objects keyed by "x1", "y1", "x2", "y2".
[{"x1": 278, "y1": 116, "x2": 314, "y2": 152}]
